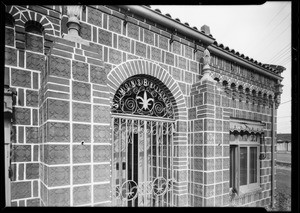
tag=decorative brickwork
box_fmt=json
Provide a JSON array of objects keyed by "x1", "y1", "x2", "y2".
[{"x1": 5, "y1": 5, "x2": 280, "y2": 207}]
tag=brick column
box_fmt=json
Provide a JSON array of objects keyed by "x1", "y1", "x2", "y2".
[
  {"x1": 173, "y1": 120, "x2": 189, "y2": 206},
  {"x1": 189, "y1": 70, "x2": 230, "y2": 206},
  {"x1": 39, "y1": 37, "x2": 111, "y2": 206}
]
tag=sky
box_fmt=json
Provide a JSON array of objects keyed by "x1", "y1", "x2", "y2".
[{"x1": 153, "y1": 2, "x2": 291, "y2": 133}]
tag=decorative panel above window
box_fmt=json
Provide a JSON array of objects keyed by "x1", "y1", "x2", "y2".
[
  {"x1": 229, "y1": 119, "x2": 265, "y2": 134},
  {"x1": 112, "y1": 75, "x2": 175, "y2": 119}
]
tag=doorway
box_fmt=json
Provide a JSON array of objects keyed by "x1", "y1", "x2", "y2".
[{"x1": 111, "y1": 117, "x2": 175, "y2": 206}]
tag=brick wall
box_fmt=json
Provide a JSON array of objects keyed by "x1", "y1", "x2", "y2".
[
  {"x1": 188, "y1": 79, "x2": 231, "y2": 206},
  {"x1": 5, "y1": 5, "x2": 62, "y2": 207},
  {"x1": 5, "y1": 5, "x2": 277, "y2": 207},
  {"x1": 37, "y1": 37, "x2": 112, "y2": 206}
]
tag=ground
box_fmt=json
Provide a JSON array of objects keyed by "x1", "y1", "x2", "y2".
[
  {"x1": 267, "y1": 152, "x2": 291, "y2": 211},
  {"x1": 276, "y1": 151, "x2": 291, "y2": 163}
]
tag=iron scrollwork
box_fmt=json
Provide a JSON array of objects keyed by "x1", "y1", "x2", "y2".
[
  {"x1": 112, "y1": 77, "x2": 174, "y2": 119},
  {"x1": 113, "y1": 177, "x2": 175, "y2": 202}
]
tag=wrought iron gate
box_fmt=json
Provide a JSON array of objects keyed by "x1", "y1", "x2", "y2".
[{"x1": 111, "y1": 115, "x2": 175, "y2": 207}]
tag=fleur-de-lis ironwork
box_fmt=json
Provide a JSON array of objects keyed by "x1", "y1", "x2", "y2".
[
  {"x1": 137, "y1": 91, "x2": 154, "y2": 110},
  {"x1": 112, "y1": 76, "x2": 174, "y2": 118}
]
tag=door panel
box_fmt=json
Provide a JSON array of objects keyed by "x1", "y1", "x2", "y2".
[{"x1": 112, "y1": 117, "x2": 174, "y2": 206}]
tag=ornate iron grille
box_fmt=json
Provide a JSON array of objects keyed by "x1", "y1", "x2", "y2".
[
  {"x1": 112, "y1": 76, "x2": 174, "y2": 119},
  {"x1": 111, "y1": 117, "x2": 175, "y2": 207}
]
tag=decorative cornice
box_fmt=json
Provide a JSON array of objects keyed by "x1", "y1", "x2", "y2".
[
  {"x1": 208, "y1": 44, "x2": 284, "y2": 81},
  {"x1": 107, "y1": 5, "x2": 285, "y2": 84},
  {"x1": 117, "y1": 5, "x2": 215, "y2": 46}
]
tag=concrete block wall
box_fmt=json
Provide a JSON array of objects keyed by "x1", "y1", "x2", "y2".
[
  {"x1": 208, "y1": 52, "x2": 276, "y2": 207},
  {"x1": 38, "y1": 37, "x2": 111, "y2": 206},
  {"x1": 188, "y1": 79, "x2": 231, "y2": 206},
  {"x1": 5, "y1": 5, "x2": 278, "y2": 207},
  {"x1": 226, "y1": 99, "x2": 274, "y2": 207},
  {"x1": 5, "y1": 5, "x2": 62, "y2": 207},
  {"x1": 5, "y1": 4, "x2": 203, "y2": 206}
]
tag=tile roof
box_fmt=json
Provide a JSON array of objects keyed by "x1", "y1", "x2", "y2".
[
  {"x1": 277, "y1": 133, "x2": 291, "y2": 142},
  {"x1": 149, "y1": 5, "x2": 285, "y2": 75},
  {"x1": 149, "y1": 6, "x2": 214, "y2": 38}
]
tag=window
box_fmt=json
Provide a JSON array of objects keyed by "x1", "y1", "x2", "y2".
[
  {"x1": 25, "y1": 20, "x2": 43, "y2": 35},
  {"x1": 229, "y1": 119, "x2": 264, "y2": 195}
]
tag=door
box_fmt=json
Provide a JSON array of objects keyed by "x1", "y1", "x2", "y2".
[{"x1": 111, "y1": 116, "x2": 175, "y2": 206}]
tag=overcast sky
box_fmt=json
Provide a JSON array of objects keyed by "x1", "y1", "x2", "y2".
[{"x1": 152, "y1": 2, "x2": 291, "y2": 133}]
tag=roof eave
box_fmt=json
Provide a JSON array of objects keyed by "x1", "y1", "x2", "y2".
[
  {"x1": 117, "y1": 5, "x2": 284, "y2": 81},
  {"x1": 208, "y1": 44, "x2": 284, "y2": 81},
  {"x1": 118, "y1": 5, "x2": 216, "y2": 45}
]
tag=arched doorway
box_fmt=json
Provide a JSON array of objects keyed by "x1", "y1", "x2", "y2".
[{"x1": 111, "y1": 75, "x2": 176, "y2": 206}]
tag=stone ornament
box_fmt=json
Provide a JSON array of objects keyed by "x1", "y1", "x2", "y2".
[
  {"x1": 67, "y1": 6, "x2": 81, "y2": 22},
  {"x1": 203, "y1": 48, "x2": 211, "y2": 66},
  {"x1": 200, "y1": 49, "x2": 214, "y2": 83},
  {"x1": 63, "y1": 5, "x2": 89, "y2": 46}
]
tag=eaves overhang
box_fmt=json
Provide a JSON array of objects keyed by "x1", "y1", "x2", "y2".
[
  {"x1": 208, "y1": 44, "x2": 284, "y2": 81},
  {"x1": 117, "y1": 5, "x2": 284, "y2": 81},
  {"x1": 118, "y1": 5, "x2": 216, "y2": 46}
]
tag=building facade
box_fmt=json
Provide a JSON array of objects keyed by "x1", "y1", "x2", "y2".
[
  {"x1": 4, "y1": 5, "x2": 285, "y2": 207},
  {"x1": 276, "y1": 134, "x2": 291, "y2": 152}
]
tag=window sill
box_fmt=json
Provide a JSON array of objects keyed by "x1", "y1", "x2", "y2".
[{"x1": 237, "y1": 187, "x2": 262, "y2": 198}]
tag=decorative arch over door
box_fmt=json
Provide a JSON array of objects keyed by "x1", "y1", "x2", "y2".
[
  {"x1": 107, "y1": 59, "x2": 187, "y2": 121},
  {"x1": 107, "y1": 59, "x2": 188, "y2": 207},
  {"x1": 112, "y1": 75, "x2": 175, "y2": 119}
]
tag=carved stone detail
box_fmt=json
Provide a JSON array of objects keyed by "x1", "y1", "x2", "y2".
[
  {"x1": 73, "y1": 145, "x2": 91, "y2": 163},
  {"x1": 73, "y1": 124, "x2": 91, "y2": 143},
  {"x1": 5, "y1": 47, "x2": 17, "y2": 66},
  {"x1": 26, "y1": 127, "x2": 38, "y2": 143},
  {"x1": 93, "y1": 105, "x2": 110, "y2": 123},
  {"x1": 127, "y1": 23, "x2": 139, "y2": 40},
  {"x1": 93, "y1": 164, "x2": 110, "y2": 182},
  {"x1": 118, "y1": 36, "x2": 130, "y2": 52},
  {"x1": 26, "y1": 52, "x2": 45, "y2": 72},
  {"x1": 94, "y1": 183, "x2": 110, "y2": 203},
  {"x1": 11, "y1": 182, "x2": 31, "y2": 200},
  {"x1": 47, "y1": 122, "x2": 70, "y2": 142},
  {"x1": 72, "y1": 81, "x2": 91, "y2": 102},
  {"x1": 88, "y1": 7, "x2": 102, "y2": 27},
  {"x1": 48, "y1": 188, "x2": 70, "y2": 206},
  {"x1": 80, "y1": 22, "x2": 91, "y2": 41},
  {"x1": 98, "y1": 29, "x2": 112, "y2": 47},
  {"x1": 73, "y1": 102, "x2": 91, "y2": 122},
  {"x1": 49, "y1": 56, "x2": 71, "y2": 79},
  {"x1": 72, "y1": 61, "x2": 88, "y2": 82},
  {"x1": 14, "y1": 107, "x2": 31, "y2": 125},
  {"x1": 12, "y1": 145, "x2": 31, "y2": 162},
  {"x1": 5, "y1": 28, "x2": 14, "y2": 46},
  {"x1": 48, "y1": 99, "x2": 70, "y2": 121},
  {"x1": 26, "y1": 34, "x2": 43, "y2": 53},
  {"x1": 93, "y1": 125, "x2": 110, "y2": 143},
  {"x1": 73, "y1": 185, "x2": 91, "y2": 205},
  {"x1": 11, "y1": 68, "x2": 31, "y2": 88},
  {"x1": 73, "y1": 165, "x2": 91, "y2": 185},
  {"x1": 108, "y1": 16, "x2": 121, "y2": 34},
  {"x1": 48, "y1": 166, "x2": 70, "y2": 187},
  {"x1": 109, "y1": 49, "x2": 122, "y2": 64},
  {"x1": 90, "y1": 65, "x2": 106, "y2": 85},
  {"x1": 93, "y1": 145, "x2": 111, "y2": 162},
  {"x1": 44, "y1": 144, "x2": 70, "y2": 165}
]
